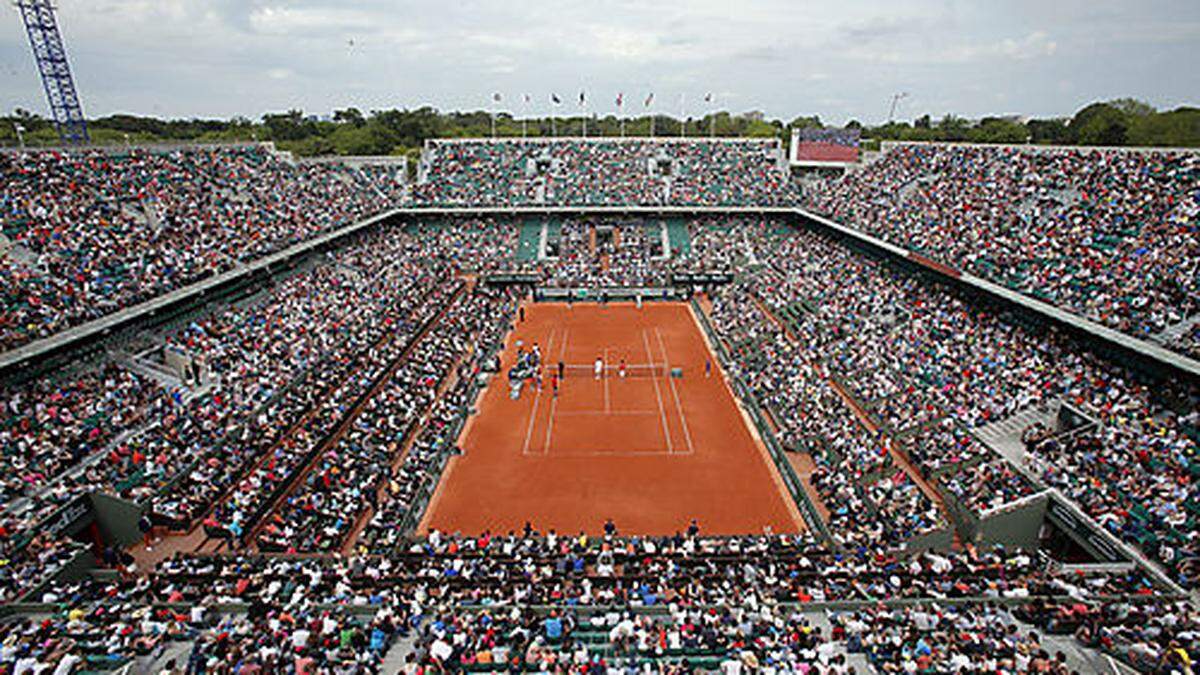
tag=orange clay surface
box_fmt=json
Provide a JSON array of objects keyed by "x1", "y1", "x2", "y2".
[{"x1": 420, "y1": 302, "x2": 804, "y2": 536}]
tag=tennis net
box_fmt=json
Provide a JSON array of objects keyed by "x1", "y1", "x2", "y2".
[{"x1": 559, "y1": 362, "x2": 669, "y2": 378}]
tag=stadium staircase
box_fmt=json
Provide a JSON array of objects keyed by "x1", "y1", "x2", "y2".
[
  {"x1": 970, "y1": 402, "x2": 1059, "y2": 466},
  {"x1": 1156, "y1": 314, "x2": 1200, "y2": 347}
]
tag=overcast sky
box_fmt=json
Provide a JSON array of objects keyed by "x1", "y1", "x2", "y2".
[{"x1": 1, "y1": 0, "x2": 1197, "y2": 125}]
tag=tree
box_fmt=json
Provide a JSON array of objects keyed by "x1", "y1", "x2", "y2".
[
  {"x1": 333, "y1": 108, "x2": 366, "y2": 127},
  {"x1": 1027, "y1": 118, "x2": 1070, "y2": 145},
  {"x1": 1126, "y1": 107, "x2": 1200, "y2": 147},
  {"x1": 261, "y1": 110, "x2": 313, "y2": 142},
  {"x1": 789, "y1": 115, "x2": 822, "y2": 130},
  {"x1": 970, "y1": 118, "x2": 1028, "y2": 144},
  {"x1": 914, "y1": 114, "x2": 932, "y2": 130},
  {"x1": 1108, "y1": 98, "x2": 1156, "y2": 118},
  {"x1": 1069, "y1": 103, "x2": 1128, "y2": 145},
  {"x1": 936, "y1": 115, "x2": 969, "y2": 141}
]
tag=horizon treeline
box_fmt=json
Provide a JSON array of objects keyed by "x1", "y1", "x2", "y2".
[{"x1": 0, "y1": 98, "x2": 1196, "y2": 159}]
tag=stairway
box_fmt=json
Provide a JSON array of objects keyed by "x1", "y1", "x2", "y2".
[
  {"x1": 971, "y1": 403, "x2": 1058, "y2": 466},
  {"x1": 1156, "y1": 313, "x2": 1200, "y2": 345}
]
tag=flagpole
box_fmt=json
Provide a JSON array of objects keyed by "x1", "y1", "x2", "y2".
[
  {"x1": 679, "y1": 93, "x2": 686, "y2": 138},
  {"x1": 581, "y1": 92, "x2": 587, "y2": 138},
  {"x1": 619, "y1": 101, "x2": 625, "y2": 138},
  {"x1": 522, "y1": 96, "x2": 527, "y2": 138},
  {"x1": 648, "y1": 94, "x2": 655, "y2": 138},
  {"x1": 709, "y1": 95, "x2": 715, "y2": 138}
]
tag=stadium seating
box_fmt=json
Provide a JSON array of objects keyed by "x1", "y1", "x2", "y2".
[
  {"x1": 802, "y1": 144, "x2": 1200, "y2": 356},
  {"x1": 414, "y1": 139, "x2": 796, "y2": 207},
  {"x1": 1, "y1": 143, "x2": 1198, "y2": 672},
  {"x1": 0, "y1": 146, "x2": 402, "y2": 351}
]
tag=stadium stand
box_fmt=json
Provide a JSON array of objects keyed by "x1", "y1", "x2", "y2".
[
  {"x1": 0, "y1": 146, "x2": 402, "y2": 352},
  {"x1": 802, "y1": 143, "x2": 1200, "y2": 356},
  {"x1": 1, "y1": 139, "x2": 1198, "y2": 673},
  {"x1": 413, "y1": 138, "x2": 795, "y2": 207}
]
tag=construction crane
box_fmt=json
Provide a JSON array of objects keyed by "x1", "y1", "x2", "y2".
[{"x1": 13, "y1": 0, "x2": 89, "y2": 144}]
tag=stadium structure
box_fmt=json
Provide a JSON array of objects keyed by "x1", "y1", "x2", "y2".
[{"x1": 0, "y1": 11, "x2": 1198, "y2": 669}]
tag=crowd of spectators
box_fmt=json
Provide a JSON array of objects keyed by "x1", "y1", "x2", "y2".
[
  {"x1": 0, "y1": 363, "x2": 160, "y2": 506},
  {"x1": 0, "y1": 183, "x2": 1198, "y2": 671},
  {"x1": 1020, "y1": 597, "x2": 1199, "y2": 673},
  {"x1": 8, "y1": 528, "x2": 1193, "y2": 672},
  {"x1": 414, "y1": 139, "x2": 796, "y2": 207},
  {"x1": 942, "y1": 459, "x2": 1040, "y2": 514},
  {"x1": 702, "y1": 219, "x2": 1197, "y2": 587},
  {"x1": 261, "y1": 286, "x2": 517, "y2": 554},
  {"x1": 0, "y1": 146, "x2": 400, "y2": 351},
  {"x1": 0, "y1": 223, "x2": 473, "y2": 601},
  {"x1": 803, "y1": 144, "x2": 1200, "y2": 354},
  {"x1": 830, "y1": 603, "x2": 1068, "y2": 673}
]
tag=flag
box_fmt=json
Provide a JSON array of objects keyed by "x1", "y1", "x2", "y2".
[
  {"x1": 551, "y1": 93, "x2": 562, "y2": 105},
  {"x1": 704, "y1": 92, "x2": 713, "y2": 103},
  {"x1": 492, "y1": 93, "x2": 502, "y2": 103},
  {"x1": 579, "y1": 90, "x2": 586, "y2": 106},
  {"x1": 616, "y1": 93, "x2": 623, "y2": 108},
  {"x1": 644, "y1": 92, "x2": 654, "y2": 107},
  {"x1": 523, "y1": 94, "x2": 531, "y2": 104}
]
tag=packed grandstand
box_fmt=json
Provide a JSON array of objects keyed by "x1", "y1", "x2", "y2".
[{"x1": 0, "y1": 137, "x2": 1196, "y2": 674}]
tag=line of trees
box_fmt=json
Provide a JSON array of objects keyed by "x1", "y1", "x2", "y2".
[
  {"x1": 0, "y1": 98, "x2": 1196, "y2": 158},
  {"x1": 861, "y1": 99, "x2": 1200, "y2": 147}
]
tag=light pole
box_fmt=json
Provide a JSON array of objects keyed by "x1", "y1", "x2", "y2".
[{"x1": 888, "y1": 92, "x2": 910, "y2": 123}]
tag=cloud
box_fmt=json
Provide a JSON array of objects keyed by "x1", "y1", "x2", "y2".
[
  {"x1": 0, "y1": 0, "x2": 1194, "y2": 125},
  {"x1": 998, "y1": 31, "x2": 1058, "y2": 59}
]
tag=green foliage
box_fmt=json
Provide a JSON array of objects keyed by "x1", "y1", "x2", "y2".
[
  {"x1": 970, "y1": 117, "x2": 1028, "y2": 144},
  {"x1": 1125, "y1": 107, "x2": 1200, "y2": 147},
  {"x1": 2, "y1": 96, "x2": 1196, "y2": 154},
  {"x1": 1068, "y1": 103, "x2": 1128, "y2": 145},
  {"x1": 1027, "y1": 119, "x2": 1070, "y2": 145}
]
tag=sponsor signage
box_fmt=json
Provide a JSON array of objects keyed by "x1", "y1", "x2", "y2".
[{"x1": 671, "y1": 272, "x2": 734, "y2": 285}]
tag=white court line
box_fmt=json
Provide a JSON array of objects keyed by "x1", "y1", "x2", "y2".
[
  {"x1": 603, "y1": 347, "x2": 611, "y2": 413},
  {"x1": 554, "y1": 410, "x2": 659, "y2": 417},
  {"x1": 641, "y1": 328, "x2": 675, "y2": 455},
  {"x1": 541, "y1": 328, "x2": 570, "y2": 455},
  {"x1": 521, "y1": 329, "x2": 557, "y2": 455},
  {"x1": 655, "y1": 327, "x2": 696, "y2": 454}
]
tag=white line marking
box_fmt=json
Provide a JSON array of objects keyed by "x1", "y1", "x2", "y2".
[
  {"x1": 641, "y1": 328, "x2": 674, "y2": 455},
  {"x1": 553, "y1": 410, "x2": 659, "y2": 417},
  {"x1": 656, "y1": 327, "x2": 696, "y2": 454},
  {"x1": 542, "y1": 328, "x2": 570, "y2": 455},
  {"x1": 521, "y1": 329, "x2": 556, "y2": 455},
  {"x1": 603, "y1": 347, "x2": 611, "y2": 414}
]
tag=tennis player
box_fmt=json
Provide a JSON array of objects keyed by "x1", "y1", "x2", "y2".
[{"x1": 594, "y1": 355, "x2": 604, "y2": 380}]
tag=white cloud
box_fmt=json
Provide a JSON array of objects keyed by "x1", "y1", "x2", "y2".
[
  {"x1": 0, "y1": 0, "x2": 1194, "y2": 125},
  {"x1": 998, "y1": 31, "x2": 1058, "y2": 60}
]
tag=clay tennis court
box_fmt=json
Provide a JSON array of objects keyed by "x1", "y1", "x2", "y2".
[{"x1": 420, "y1": 301, "x2": 804, "y2": 536}]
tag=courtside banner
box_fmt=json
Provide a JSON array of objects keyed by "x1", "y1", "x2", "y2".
[
  {"x1": 671, "y1": 271, "x2": 734, "y2": 285},
  {"x1": 483, "y1": 272, "x2": 541, "y2": 286}
]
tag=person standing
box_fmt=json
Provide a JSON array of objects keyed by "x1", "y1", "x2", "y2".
[
  {"x1": 138, "y1": 512, "x2": 154, "y2": 551},
  {"x1": 594, "y1": 355, "x2": 604, "y2": 380}
]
